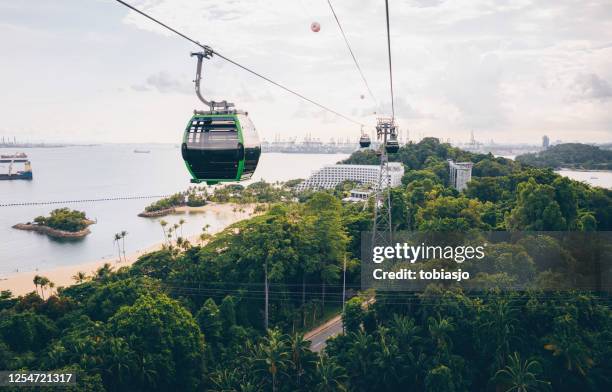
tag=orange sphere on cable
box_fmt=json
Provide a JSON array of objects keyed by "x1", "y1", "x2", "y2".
[{"x1": 311, "y1": 22, "x2": 321, "y2": 32}]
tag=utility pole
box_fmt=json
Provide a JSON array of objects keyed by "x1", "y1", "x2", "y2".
[
  {"x1": 342, "y1": 254, "x2": 347, "y2": 333},
  {"x1": 264, "y1": 259, "x2": 269, "y2": 330}
]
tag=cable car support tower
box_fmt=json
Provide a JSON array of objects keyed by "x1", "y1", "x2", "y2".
[
  {"x1": 371, "y1": 117, "x2": 397, "y2": 249},
  {"x1": 371, "y1": 0, "x2": 399, "y2": 250}
]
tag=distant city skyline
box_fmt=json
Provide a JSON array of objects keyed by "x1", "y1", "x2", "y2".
[{"x1": 1, "y1": 0, "x2": 611, "y2": 144}]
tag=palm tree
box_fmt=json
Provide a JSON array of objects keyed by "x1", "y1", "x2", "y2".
[
  {"x1": 96, "y1": 263, "x2": 113, "y2": 281},
  {"x1": 178, "y1": 238, "x2": 191, "y2": 250},
  {"x1": 254, "y1": 329, "x2": 290, "y2": 392},
  {"x1": 199, "y1": 224, "x2": 211, "y2": 245},
  {"x1": 428, "y1": 316, "x2": 455, "y2": 360},
  {"x1": 390, "y1": 314, "x2": 421, "y2": 349},
  {"x1": 167, "y1": 227, "x2": 174, "y2": 246},
  {"x1": 208, "y1": 369, "x2": 240, "y2": 392},
  {"x1": 38, "y1": 276, "x2": 50, "y2": 299},
  {"x1": 289, "y1": 333, "x2": 312, "y2": 386},
  {"x1": 120, "y1": 230, "x2": 128, "y2": 262},
  {"x1": 178, "y1": 218, "x2": 185, "y2": 237},
  {"x1": 104, "y1": 337, "x2": 135, "y2": 390},
  {"x1": 159, "y1": 219, "x2": 168, "y2": 243},
  {"x1": 173, "y1": 223, "x2": 180, "y2": 241},
  {"x1": 44, "y1": 344, "x2": 67, "y2": 369},
  {"x1": 495, "y1": 352, "x2": 550, "y2": 392},
  {"x1": 114, "y1": 233, "x2": 122, "y2": 262},
  {"x1": 315, "y1": 354, "x2": 348, "y2": 392},
  {"x1": 72, "y1": 271, "x2": 88, "y2": 284},
  {"x1": 33, "y1": 274, "x2": 42, "y2": 296}
]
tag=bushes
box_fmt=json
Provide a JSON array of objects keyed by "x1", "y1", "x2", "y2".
[{"x1": 144, "y1": 193, "x2": 185, "y2": 212}]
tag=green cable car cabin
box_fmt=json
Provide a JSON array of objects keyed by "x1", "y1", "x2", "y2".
[{"x1": 181, "y1": 111, "x2": 261, "y2": 185}]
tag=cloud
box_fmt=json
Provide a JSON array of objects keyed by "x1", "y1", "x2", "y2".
[
  {"x1": 572, "y1": 73, "x2": 612, "y2": 101},
  {"x1": 132, "y1": 71, "x2": 193, "y2": 94},
  {"x1": 3, "y1": 0, "x2": 612, "y2": 143},
  {"x1": 410, "y1": 0, "x2": 447, "y2": 8}
]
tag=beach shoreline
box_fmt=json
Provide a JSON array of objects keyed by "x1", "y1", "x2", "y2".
[{"x1": 0, "y1": 203, "x2": 257, "y2": 297}]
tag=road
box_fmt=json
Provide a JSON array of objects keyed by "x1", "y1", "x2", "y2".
[
  {"x1": 304, "y1": 314, "x2": 343, "y2": 352},
  {"x1": 304, "y1": 298, "x2": 375, "y2": 352}
]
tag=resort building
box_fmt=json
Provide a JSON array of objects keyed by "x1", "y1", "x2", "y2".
[
  {"x1": 297, "y1": 163, "x2": 404, "y2": 191},
  {"x1": 448, "y1": 160, "x2": 473, "y2": 191},
  {"x1": 342, "y1": 189, "x2": 372, "y2": 203}
]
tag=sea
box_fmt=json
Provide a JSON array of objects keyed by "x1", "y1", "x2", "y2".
[
  {"x1": 0, "y1": 146, "x2": 610, "y2": 277},
  {"x1": 0, "y1": 145, "x2": 347, "y2": 276}
]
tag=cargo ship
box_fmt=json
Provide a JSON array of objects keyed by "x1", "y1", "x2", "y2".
[
  {"x1": 0, "y1": 159, "x2": 33, "y2": 180},
  {"x1": 1, "y1": 152, "x2": 27, "y2": 159}
]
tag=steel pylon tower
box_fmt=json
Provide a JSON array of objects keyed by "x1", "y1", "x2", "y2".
[{"x1": 371, "y1": 117, "x2": 396, "y2": 249}]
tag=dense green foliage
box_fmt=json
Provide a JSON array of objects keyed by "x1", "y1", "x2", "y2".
[
  {"x1": 208, "y1": 180, "x2": 296, "y2": 204},
  {"x1": 516, "y1": 143, "x2": 612, "y2": 170},
  {"x1": 33, "y1": 208, "x2": 89, "y2": 232},
  {"x1": 2, "y1": 138, "x2": 610, "y2": 391},
  {"x1": 331, "y1": 289, "x2": 611, "y2": 391}
]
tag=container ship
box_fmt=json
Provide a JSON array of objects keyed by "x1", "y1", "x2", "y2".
[
  {"x1": 1, "y1": 152, "x2": 27, "y2": 159},
  {"x1": 0, "y1": 159, "x2": 33, "y2": 180}
]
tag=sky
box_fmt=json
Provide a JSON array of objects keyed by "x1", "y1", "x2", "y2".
[{"x1": 0, "y1": 0, "x2": 611, "y2": 144}]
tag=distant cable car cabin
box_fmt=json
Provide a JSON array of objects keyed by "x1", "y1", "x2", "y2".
[
  {"x1": 358, "y1": 125, "x2": 371, "y2": 148},
  {"x1": 181, "y1": 50, "x2": 261, "y2": 185},
  {"x1": 359, "y1": 134, "x2": 371, "y2": 148}
]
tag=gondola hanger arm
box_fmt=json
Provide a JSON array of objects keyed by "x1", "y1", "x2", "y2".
[
  {"x1": 191, "y1": 50, "x2": 235, "y2": 113},
  {"x1": 190, "y1": 49, "x2": 213, "y2": 110}
]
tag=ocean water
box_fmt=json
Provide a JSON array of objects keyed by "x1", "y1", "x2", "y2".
[
  {"x1": 497, "y1": 155, "x2": 612, "y2": 189},
  {"x1": 0, "y1": 145, "x2": 347, "y2": 276},
  {"x1": 1, "y1": 146, "x2": 609, "y2": 277},
  {"x1": 555, "y1": 169, "x2": 612, "y2": 189}
]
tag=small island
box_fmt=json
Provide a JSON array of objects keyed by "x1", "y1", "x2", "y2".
[
  {"x1": 138, "y1": 190, "x2": 206, "y2": 217},
  {"x1": 13, "y1": 208, "x2": 95, "y2": 238},
  {"x1": 516, "y1": 143, "x2": 612, "y2": 170}
]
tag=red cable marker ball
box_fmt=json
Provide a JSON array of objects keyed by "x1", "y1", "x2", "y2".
[{"x1": 311, "y1": 22, "x2": 321, "y2": 32}]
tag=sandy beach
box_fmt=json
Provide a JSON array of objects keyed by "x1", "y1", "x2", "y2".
[{"x1": 0, "y1": 203, "x2": 257, "y2": 297}]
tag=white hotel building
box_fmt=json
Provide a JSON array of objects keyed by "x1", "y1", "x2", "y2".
[
  {"x1": 448, "y1": 160, "x2": 473, "y2": 191},
  {"x1": 297, "y1": 163, "x2": 404, "y2": 191}
]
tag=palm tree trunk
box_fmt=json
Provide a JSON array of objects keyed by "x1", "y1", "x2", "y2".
[
  {"x1": 302, "y1": 275, "x2": 306, "y2": 327},
  {"x1": 122, "y1": 237, "x2": 126, "y2": 262},
  {"x1": 322, "y1": 282, "x2": 326, "y2": 312}
]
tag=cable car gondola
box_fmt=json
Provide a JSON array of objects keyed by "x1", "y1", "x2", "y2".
[
  {"x1": 181, "y1": 51, "x2": 261, "y2": 185},
  {"x1": 359, "y1": 134, "x2": 371, "y2": 148},
  {"x1": 386, "y1": 133, "x2": 399, "y2": 154},
  {"x1": 358, "y1": 126, "x2": 371, "y2": 148}
]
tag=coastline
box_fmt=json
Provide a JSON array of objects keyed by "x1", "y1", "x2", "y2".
[
  {"x1": 556, "y1": 168, "x2": 612, "y2": 173},
  {"x1": 0, "y1": 203, "x2": 257, "y2": 297}
]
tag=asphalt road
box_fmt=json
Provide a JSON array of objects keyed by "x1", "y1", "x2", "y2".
[
  {"x1": 304, "y1": 298, "x2": 374, "y2": 352},
  {"x1": 304, "y1": 315, "x2": 343, "y2": 352}
]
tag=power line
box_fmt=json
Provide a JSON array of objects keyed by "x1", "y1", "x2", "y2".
[
  {"x1": 0, "y1": 195, "x2": 171, "y2": 207},
  {"x1": 384, "y1": 0, "x2": 395, "y2": 119},
  {"x1": 325, "y1": 0, "x2": 378, "y2": 107},
  {"x1": 113, "y1": 0, "x2": 362, "y2": 126}
]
